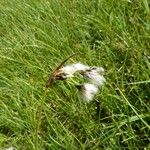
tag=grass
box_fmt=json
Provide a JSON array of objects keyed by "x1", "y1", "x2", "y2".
[{"x1": 0, "y1": 0, "x2": 150, "y2": 149}]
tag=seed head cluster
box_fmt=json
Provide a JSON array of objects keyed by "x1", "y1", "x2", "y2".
[{"x1": 56, "y1": 62, "x2": 106, "y2": 103}]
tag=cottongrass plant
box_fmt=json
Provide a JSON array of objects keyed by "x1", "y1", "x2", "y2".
[
  {"x1": 59, "y1": 63, "x2": 90, "y2": 79},
  {"x1": 77, "y1": 66, "x2": 106, "y2": 102},
  {"x1": 76, "y1": 83, "x2": 99, "y2": 103},
  {"x1": 49, "y1": 61, "x2": 106, "y2": 103}
]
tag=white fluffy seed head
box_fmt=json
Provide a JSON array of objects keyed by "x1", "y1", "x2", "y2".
[
  {"x1": 59, "y1": 63, "x2": 90, "y2": 79},
  {"x1": 79, "y1": 83, "x2": 98, "y2": 103},
  {"x1": 59, "y1": 65, "x2": 76, "y2": 78},
  {"x1": 60, "y1": 65, "x2": 76, "y2": 74},
  {"x1": 93, "y1": 67, "x2": 105, "y2": 74},
  {"x1": 86, "y1": 67, "x2": 105, "y2": 75},
  {"x1": 72, "y1": 63, "x2": 90, "y2": 71},
  {"x1": 83, "y1": 70, "x2": 106, "y2": 87},
  {"x1": 87, "y1": 73, "x2": 106, "y2": 86}
]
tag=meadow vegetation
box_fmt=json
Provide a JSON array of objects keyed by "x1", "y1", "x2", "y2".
[{"x1": 0, "y1": 0, "x2": 150, "y2": 149}]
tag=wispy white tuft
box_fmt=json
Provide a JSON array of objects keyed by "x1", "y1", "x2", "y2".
[
  {"x1": 90, "y1": 67, "x2": 105, "y2": 74},
  {"x1": 82, "y1": 67, "x2": 106, "y2": 87},
  {"x1": 78, "y1": 66, "x2": 106, "y2": 102},
  {"x1": 59, "y1": 65, "x2": 76, "y2": 78},
  {"x1": 72, "y1": 63, "x2": 90, "y2": 71},
  {"x1": 79, "y1": 83, "x2": 98, "y2": 103},
  {"x1": 59, "y1": 62, "x2": 90, "y2": 79}
]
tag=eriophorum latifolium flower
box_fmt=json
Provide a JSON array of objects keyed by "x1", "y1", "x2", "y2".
[
  {"x1": 76, "y1": 83, "x2": 98, "y2": 103},
  {"x1": 51, "y1": 62, "x2": 106, "y2": 103},
  {"x1": 59, "y1": 62, "x2": 90, "y2": 79},
  {"x1": 82, "y1": 67, "x2": 106, "y2": 87},
  {"x1": 76, "y1": 66, "x2": 106, "y2": 103}
]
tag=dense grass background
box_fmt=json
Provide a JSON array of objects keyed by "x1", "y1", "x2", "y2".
[{"x1": 0, "y1": 0, "x2": 150, "y2": 149}]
